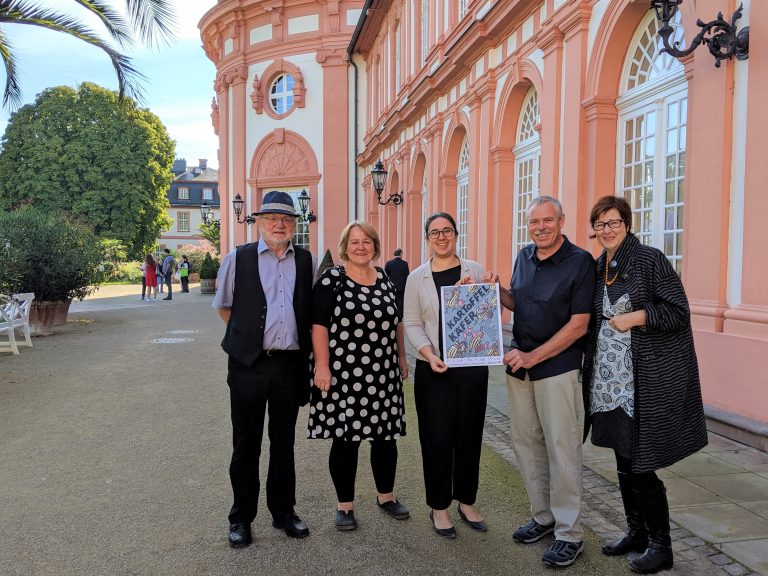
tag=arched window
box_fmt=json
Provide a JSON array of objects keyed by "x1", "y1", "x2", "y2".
[
  {"x1": 513, "y1": 87, "x2": 541, "y2": 260},
  {"x1": 456, "y1": 136, "x2": 470, "y2": 258},
  {"x1": 617, "y1": 11, "x2": 687, "y2": 274}
]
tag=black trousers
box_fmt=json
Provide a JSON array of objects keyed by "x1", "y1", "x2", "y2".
[
  {"x1": 227, "y1": 352, "x2": 303, "y2": 524},
  {"x1": 180, "y1": 276, "x2": 189, "y2": 292},
  {"x1": 141, "y1": 276, "x2": 146, "y2": 298},
  {"x1": 414, "y1": 360, "x2": 488, "y2": 510},
  {"x1": 329, "y1": 438, "x2": 398, "y2": 503}
]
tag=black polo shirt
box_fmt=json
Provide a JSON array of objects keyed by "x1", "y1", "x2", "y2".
[{"x1": 508, "y1": 236, "x2": 596, "y2": 381}]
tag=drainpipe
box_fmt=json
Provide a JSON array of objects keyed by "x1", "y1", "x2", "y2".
[{"x1": 350, "y1": 58, "x2": 360, "y2": 220}]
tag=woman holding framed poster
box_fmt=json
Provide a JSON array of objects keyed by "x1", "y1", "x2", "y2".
[{"x1": 403, "y1": 212, "x2": 494, "y2": 539}]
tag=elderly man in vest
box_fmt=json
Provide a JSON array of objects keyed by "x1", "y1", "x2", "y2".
[{"x1": 213, "y1": 191, "x2": 317, "y2": 548}]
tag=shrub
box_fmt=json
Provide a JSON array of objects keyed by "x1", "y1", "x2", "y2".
[
  {"x1": 0, "y1": 206, "x2": 107, "y2": 301},
  {"x1": 174, "y1": 241, "x2": 217, "y2": 273},
  {"x1": 199, "y1": 252, "x2": 220, "y2": 280},
  {"x1": 109, "y1": 261, "x2": 144, "y2": 284},
  {"x1": 318, "y1": 249, "x2": 335, "y2": 276}
]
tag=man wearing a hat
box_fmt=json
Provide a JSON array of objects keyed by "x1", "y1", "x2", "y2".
[{"x1": 213, "y1": 191, "x2": 317, "y2": 548}]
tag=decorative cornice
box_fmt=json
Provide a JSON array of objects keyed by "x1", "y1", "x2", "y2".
[
  {"x1": 316, "y1": 49, "x2": 349, "y2": 66},
  {"x1": 582, "y1": 97, "x2": 618, "y2": 122}
]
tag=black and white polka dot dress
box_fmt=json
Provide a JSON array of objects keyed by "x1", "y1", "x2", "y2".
[{"x1": 308, "y1": 266, "x2": 406, "y2": 441}]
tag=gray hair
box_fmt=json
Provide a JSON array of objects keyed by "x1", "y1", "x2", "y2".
[{"x1": 527, "y1": 195, "x2": 563, "y2": 218}]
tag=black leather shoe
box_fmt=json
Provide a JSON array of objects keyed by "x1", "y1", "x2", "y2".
[
  {"x1": 163, "y1": 297, "x2": 172, "y2": 300},
  {"x1": 377, "y1": 498, "x2": 410, "y2": 520},
  {"x1": 335, "y1": 509, "x2": 357, "y2": 531},
  {"x1": 228, "y1": 523, "x2": 252, "y2": 548},
  {"x1": 272, "y1": 512, "x2": 310, "y2": 539},
  {"x1": 429, "y1": 510, "x2": 456, "y2": 539},
  {"x1": 457, "y1": 503, "x2": 488, "y2": 532}
]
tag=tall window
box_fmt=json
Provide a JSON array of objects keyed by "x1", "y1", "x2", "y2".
[
  {"x1": 421, "y1": 172, "x2": 428, "y2": 262},
  {"x1": 177, "y1": 211, "x2": 190, "y2": 232},
  {"x1": 513, "y1": 87, "x2": 541, "y2": 260},
  {"x1": 270, "y1": 73, "x2": 295, "y2": 115},
  {"x1": 456, "y1": 136, "x2": 470, "y2": 258},
  {"x1": 458, "y1": 0, "x2": 468, "y2": 20},
  {"x1": 287, "y1": 191, "x2": 310, "y2": 249},
  {"x1": 178, "y1": 187, "x2": 189, "y2": 200},
  {"x1": 617, "y1": 11, "x2": 687, "y2": 274},
  {"x1": 394, "y1": 23, "x2": 401, "y2": 95},
  {"x1": 421, "y1": 0, "x2": 429, "y2": 65}
]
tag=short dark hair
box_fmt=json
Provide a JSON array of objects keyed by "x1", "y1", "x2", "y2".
[
  {"x1": 424, "y1": 212, "x2": 457, "y2": 237},
  {"x1": 590, "y1": 195, "x2": 632, "y2": 232},
  {"x1": 394, "y1": 248, "x2": 403, "y2": 257},
  {"x1": 163, "y1": 248, "x2": 171, "y2": 254}
]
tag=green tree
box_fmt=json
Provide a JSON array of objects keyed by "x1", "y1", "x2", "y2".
[
  {"x1": 0, "y1": 82, "x2": 175, "y2": 259},
  {"x1": 198, "y1": 221, "x2": 221, "y2": 254},
  {"x1": 0, "y1": 0, "x2": 176, "y2": 109}
]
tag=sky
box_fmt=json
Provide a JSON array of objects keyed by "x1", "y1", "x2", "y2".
[{"x1": 0, "y1": 0, "x2": 220, "y2": 168}]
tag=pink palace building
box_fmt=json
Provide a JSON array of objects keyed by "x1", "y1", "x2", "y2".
[{"x1": 200, "y1": 0, "x2": 767, "y2": 451}]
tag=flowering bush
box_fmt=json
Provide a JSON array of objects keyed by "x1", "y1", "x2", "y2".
[{"x1": 174, "y1": 241, "x2": 217, "y2": 273}]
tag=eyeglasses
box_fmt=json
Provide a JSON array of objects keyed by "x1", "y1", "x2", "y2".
[
  {"x1": 260, "y1": 215, "x2": 296, "y2": 226},
  {"x1": 427, "y1": 227, "x2": 456, "y2": 239},
  {"x1": 592, "y1": 219, "x2": 624, "y2": 231}
]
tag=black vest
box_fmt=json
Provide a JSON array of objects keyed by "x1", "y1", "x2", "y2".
[{"x1": 221, "y1": 242, "x2": 313, "y2": 370}]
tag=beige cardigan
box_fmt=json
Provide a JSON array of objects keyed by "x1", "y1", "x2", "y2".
[{"x1": 403, "y1": 257, "x2": 486, "y2": 361}]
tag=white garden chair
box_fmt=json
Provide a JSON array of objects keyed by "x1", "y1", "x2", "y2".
[{"x1": 0, "y1": 292, "x2": 34, "y2": 354}]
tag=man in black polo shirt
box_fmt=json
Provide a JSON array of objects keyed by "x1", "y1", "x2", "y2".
[{"x1": 499, "y1": 195, "x2": 595, "y2": 567}]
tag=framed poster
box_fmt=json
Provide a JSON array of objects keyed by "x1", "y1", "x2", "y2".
[{"x1": 440, "y1": 283, "x2": 504, "y2": 367}]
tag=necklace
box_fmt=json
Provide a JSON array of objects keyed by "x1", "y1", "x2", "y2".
[{"x1": 605, "y1": 259, "x2": 620, "y2": 286}]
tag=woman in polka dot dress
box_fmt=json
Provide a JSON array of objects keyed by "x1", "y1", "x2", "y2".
[{"x1": 309, "y1": 221, "x2": 410, "y2": 531}]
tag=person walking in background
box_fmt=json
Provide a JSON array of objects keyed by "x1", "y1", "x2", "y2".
[
  {"x1": 213, "y1": 191, "x2": 317, "y2": 548},
  {"x1": 140, "y1": 258, "x2": 148, "y2": 300},
  {"x1": 384, "y1": 248, "x2": 409, "y2": 316},
  {"x1": 179, "y1": 255, "x2": 190, "y2": 293},
  {"x1": 156, "y1": 257, "x2": 164, "y2": 294},
  {"x1": 161, "y1": 249, "x2": 176, "y2": 301},
  {"x1": 498, "y1": 195, "x2": 595, "y2": 567},
  {"x1": 309, "y1": 221, "x2": 409, "y2": 532},
  {"x1": 582, "y1": 196, "x2": 707, "y2": 574},
  {"x1": 144, "y1": 255, "x2": 157, "y2": 301},
  {"x1": 403, "y1": 212, "x2": 494, "y2": 539}
]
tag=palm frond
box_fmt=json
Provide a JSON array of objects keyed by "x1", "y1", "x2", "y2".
[
  {"x1": 0, "y1": 28, "x2": 21, "y2": 109},
  {"x1": 0, "y1": 0, "x2": 147, "y2": 107},
  {"x1": 124, "y1": 0, "x2": 176, "y2": 48},
  {"x1": 71, "y1": 0, "x2": 134, "y2": 49}
]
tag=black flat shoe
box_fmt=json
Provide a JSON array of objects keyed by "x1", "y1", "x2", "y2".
[
  {"x1": 272, "y1": 511, "x2": 310, "y2": 539},
  {"x1": 377, "y1": 498, "x2": 410, "y2": 520},
  {"x1": 430, "y1": 510, "x2": 456, "y2": 539},
  {"x1": 228, "y1": 522, "x2": 252, "y2": 548},
  {"x1": 335, "y1": 510, "x2": 358, "y2": 531},
  {"x1": 457, "y1": 503, "x2": 488, "y2": 532}
]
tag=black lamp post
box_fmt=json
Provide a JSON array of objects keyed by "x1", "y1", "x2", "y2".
[
  {"x1": 650, "y1": 0, "x2": 749, "y2": 68},
  {"x1": 200, "y1": 201, "x2": 220, "y2": 228},
  {"x1": 297, "y1": 189, "x2": 317, "y2": 223},
  {"x1": 371, "y1": 159, "x2": 402, "y2": 206},
  {"x1": 232, "y1": 193, "x2": 258, "y2": 225}
]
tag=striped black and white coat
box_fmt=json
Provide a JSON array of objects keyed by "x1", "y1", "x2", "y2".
[{"x1": 582, "y1": 233, "x2": 708, "y2": 473}]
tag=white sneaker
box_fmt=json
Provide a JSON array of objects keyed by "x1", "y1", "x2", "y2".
[{"x1": 144, "y1": 297, "x2": 149, "y2": 302}]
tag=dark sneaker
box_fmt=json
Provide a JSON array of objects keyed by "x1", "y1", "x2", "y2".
[
  {"x1": 377, "y1": 498, "x2": 410, "y2": 520},
  {"x1": 513, "y1": 518, "x2": 556, "y2": 543},
  {"x1": 542, "y1": 540, "x2": 585, "y2": 567},
  {"x1": 335, "y1": 510, "x2": 357, "y2": 531}
]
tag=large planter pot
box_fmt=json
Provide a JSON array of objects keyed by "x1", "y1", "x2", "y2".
[
  {"x1": 29, "y1": 300, "x2": 71, "y2": 335},
  {"x1": 189, "y1": 272, "x2": 200, "y2": 283},
  {"x1": 200, "y1": 278, "x2": 216, "y2": 294}
]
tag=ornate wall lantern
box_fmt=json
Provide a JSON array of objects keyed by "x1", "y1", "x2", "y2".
[
  {"x1": 650, "y1": 0, "x2": 749, "y2": 68},
  {"x1": 371, "y1": 160, "x2": 402, "y2": 206},
  {"x1": 232, "y1": 191, "x2": 316, "y2": 225},
  {"x1": 297, "y1": 190, "x2": 317, "y2": 223},
  {"x1": 200, "y1": 201, "x2": 220, "y2": 228}
]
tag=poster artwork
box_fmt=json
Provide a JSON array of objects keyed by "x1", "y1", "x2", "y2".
[{"x1": 440, "y1": 283, "x2": 504, "y2": 367}]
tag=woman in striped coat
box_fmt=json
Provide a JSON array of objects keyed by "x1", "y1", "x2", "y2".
[{"x1": 582, "y1": 196, "x2": 707, "y2": 574}]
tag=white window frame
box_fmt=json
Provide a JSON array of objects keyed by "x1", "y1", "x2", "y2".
[
  {"x1": 616, "y1": 11, "x2": 687, "y2": 274},
  {"x1": 202, "y1": 188, "x2": 213, "y2": 201},
  {"x1": 456, "y1": 137, "x2": 470, "y2": 259},
  {"x1": 177, "y1": 211, "x2": 190, "y2": 233},
  {"x1": 421, "y1": 0, "x2": 429, "y2": 65},
  {"x1": 287, "y1": 190, "x2": 310, "y2": 250},
  {"x1": 177, "y1": 187, "x2": 189, "y2": 200},
  {"x1": 269, "y1": 73, "x2": 295, "y2": 115},
  {"x1": 512, "y1": 87, "x2": 541, "y2": 264}
]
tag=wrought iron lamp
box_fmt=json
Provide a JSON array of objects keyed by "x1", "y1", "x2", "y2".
[
  {"x1": 650, "y1": 0, "x2": 749, "y2": 68},
  {"x1": 232, "y1": 193, "x2": 258, "y2": 225},
  {"x1": 371, "y1": 159, "x2": 402, "y2": 206},
  {"x1": 200, "y1": 201, "x2": 220, "y2": 228},
  {"x1": 297, "y1": 189, "x2": 317, "y2": 223}
]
